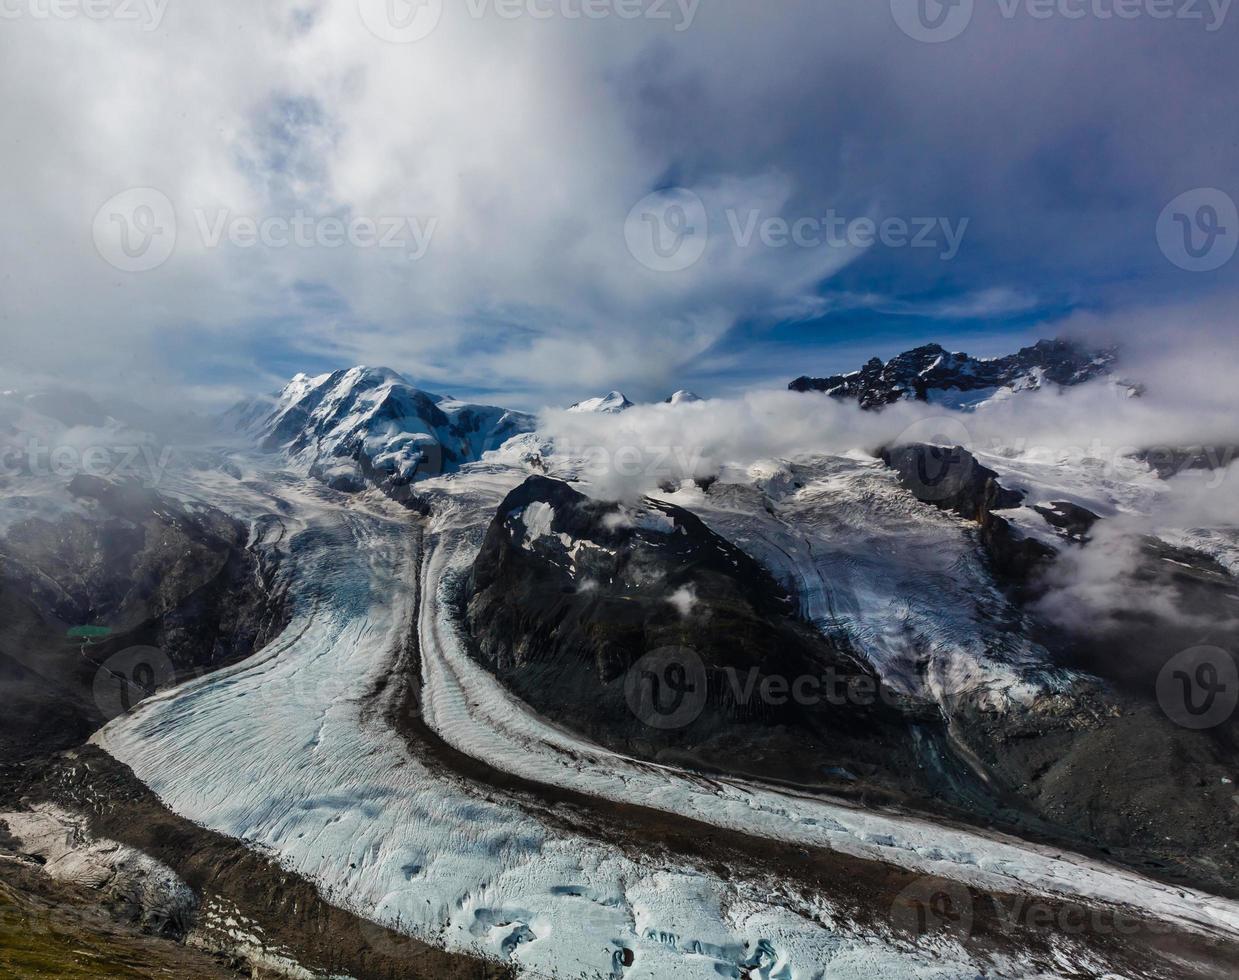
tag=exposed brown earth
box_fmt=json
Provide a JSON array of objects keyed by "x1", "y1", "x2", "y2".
[{"x1": 0, "y1": 748, "x2": 512, "y2": 980}]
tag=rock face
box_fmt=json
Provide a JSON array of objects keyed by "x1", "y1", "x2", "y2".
[
  {"x1": 0, "y1": 476, "x2": 288, "y2": 760},
  {"x1": 464, "y1": 476, "x2": 951, "y2": 797},
  {"x1": 790, "y1": 338, "x2": 1119, "y2": 409},
  {"x1": 1134, "y1": 444, "x2": 1239, "y2": 479},
  {"x1": 232, "y1": 366, "x2": 534, "y2": 502},
  {"x1": 461, "y1": 475, "x2": 1239, "y2": 896},
  {"x1": 879, "y1": 444, "x2": 1055, "y2": 581},
  {"x1": 1031, "y1": 500, "x2": 1100, "y2": 543}
]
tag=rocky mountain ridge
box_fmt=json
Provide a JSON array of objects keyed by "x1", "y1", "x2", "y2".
[
  {"x1": 790, "y1": 338, "x2": 1122, "y2": 409},
  {"x1": 230, "y1": 366, "x2": 534, "y2": 502}
]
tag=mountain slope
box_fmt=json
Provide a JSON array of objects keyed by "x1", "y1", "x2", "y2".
[
  {"x1": 231, "y1": 367, "x2": 534, "y2": 499},
  {"x1": 567, "y1": 390, "x2": 633, "y2": 414},
  {"x1": 464, "y1": 475, "x2": 935, "y2": 794}
]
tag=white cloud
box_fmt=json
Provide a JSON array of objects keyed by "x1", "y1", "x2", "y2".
[{"x1": 2, "y1": 2, "x2": 1237, "y2": 407}]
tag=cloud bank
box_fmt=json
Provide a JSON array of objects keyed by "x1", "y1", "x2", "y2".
[{"x1": 1, "y1": 1, "x2": 1237, "y2": 407}]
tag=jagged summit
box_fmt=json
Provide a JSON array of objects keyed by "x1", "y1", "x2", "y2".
[
  {"x1": 229, "y1": 366, "x2": 534, "y2": 501},
  {"x1": 567, "y1": 391, "x2": 633, "y2": 414},
  {"x1": 789, "y1": 338, "x2": 1120, "y2": 410}
]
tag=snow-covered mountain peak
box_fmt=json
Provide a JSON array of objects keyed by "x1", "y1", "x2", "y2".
[
  {"x1": 230, "y1": 367, "x2": 534, "y2": 502},
  {"x1": 567, "y1": 391, "x2": 634, "y2": 414},
  {"x1": 790, "y1": 337, "x2": 1121, "y2": 410},
  {"x1": 665, "y1": 390, "x2": 703, "y2": 405}
]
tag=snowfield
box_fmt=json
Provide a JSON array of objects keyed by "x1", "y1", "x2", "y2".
[{"x1": 652, "y1": 454, "x2": 1064, "y2": 706}]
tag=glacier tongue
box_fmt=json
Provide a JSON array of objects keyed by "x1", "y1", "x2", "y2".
[
  {"x1": 87, "y1": 458, "x2": 1065, "y2": 979},
  {"x1": 91, "y1": 448, "x2": 1239, "y2": 979}
]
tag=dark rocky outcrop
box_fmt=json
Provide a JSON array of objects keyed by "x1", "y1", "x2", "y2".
[
  {"x1": 879, "y1": 443, "x2": 1055, "y2": 581},
  {"x1": 791, "y1": 338, "x2": 1119, "y2": 409},
  {"x1": 1031, "y1": 500, "x2": 1101, "y2": 543},
  {"x1": 462, "y1": 475, "x2": 1239, "y2": 898},
  {"x1": 0, "y1": 477, "x2": 289, "y2": 761},
  {"x1": 464, "y1": 476, "x2": 945, "y2": 797},
  {"x1": 1134, "y1": 445, "x2": 1239, "y2": 480}
]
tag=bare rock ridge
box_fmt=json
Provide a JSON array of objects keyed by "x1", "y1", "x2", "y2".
[
  {"x1": 464, "y1": 475, "x2": 943, "y2": 797},
  {"x1": 878, "y1": 443, "x2": 1056, "y2": 582},
  {"x1": 463, "y1": 473, "x2": 1239, "y2": 898},
  {"x1": 790, "y1": 338, "x2": 1121, "y2": 409},
  {"x1": 0, "y1": 474, "x2": 289, "y2": 761}
]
